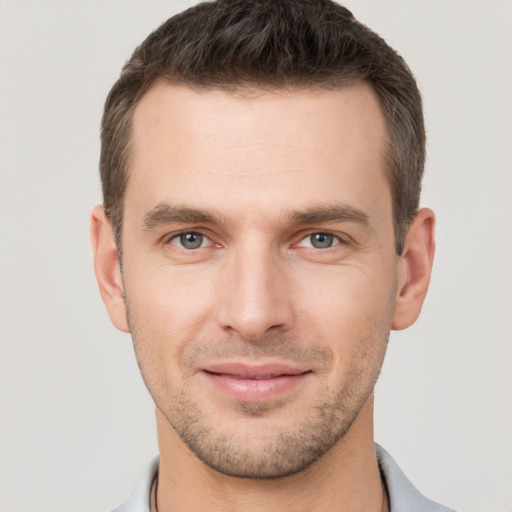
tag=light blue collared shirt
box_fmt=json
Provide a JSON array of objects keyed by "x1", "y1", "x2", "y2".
[{"x1": 113, "y1": 444, "x2": 456, "y2": 512}]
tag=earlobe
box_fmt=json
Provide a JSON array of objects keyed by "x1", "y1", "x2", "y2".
[
  {"x1": 392, "y1": 208, "x2": 436, "y2": 331},
  {"x1": 90, "y1": 205, "x2": 130, "y2": 333}
]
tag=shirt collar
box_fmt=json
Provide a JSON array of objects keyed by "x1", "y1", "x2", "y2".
[{"x1": 113, "y1": 446, "x2": 455, "y2": 512}]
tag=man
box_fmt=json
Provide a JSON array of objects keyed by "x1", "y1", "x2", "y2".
[{"x1": 90, "y1": 0, "x2": 453, "y2": 510}]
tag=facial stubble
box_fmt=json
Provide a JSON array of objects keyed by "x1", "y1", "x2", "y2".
[{"x1": 127, "y1": 304, "x2": 391, "y2": 480}]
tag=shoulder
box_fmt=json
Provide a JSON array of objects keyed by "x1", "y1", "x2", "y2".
[
  {"x1": 111, "y1": 455, "x2": 159, "y2": 512},
  {"x1": 376, "y1": 444, "x2": 456, "y2": 512}
]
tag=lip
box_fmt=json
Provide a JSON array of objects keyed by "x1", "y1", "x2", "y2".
[{"x1": 202, "y1": 362, "x2": 311, "y2": 401}]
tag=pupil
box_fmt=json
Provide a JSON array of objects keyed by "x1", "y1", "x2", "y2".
[
  {"x1": 181, "y1": 233, "x2": 203, "y2": 249},
  {"x1": 312, "y1": 233, "x2": 333, "y2": 248}
]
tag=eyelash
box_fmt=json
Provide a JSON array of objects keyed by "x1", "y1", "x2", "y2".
[
  {"x1": 166, "y1": 231, "x2": 215, "y2": 250},
  {"x1": 165, "y1": 230, "x2": 348, "y2": 251},
  {"x1": 296, "y1": 232, "x2": 344, "y2": 249}
]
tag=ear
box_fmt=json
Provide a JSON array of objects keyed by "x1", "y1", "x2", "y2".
[
  {"x1": 90, "y1": 205, "x2": 130, "y2": 333},
  {"x1": 392, "y1": 208, "x2": 435, "y2": 331}
]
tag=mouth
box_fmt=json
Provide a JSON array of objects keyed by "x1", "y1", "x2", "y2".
[{"x1": 202, "y1": 363, "x2": 312, "y2": 401}]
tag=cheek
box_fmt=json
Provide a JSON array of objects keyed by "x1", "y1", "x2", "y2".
[
  {"x1": 123, "y1": 263, "x2": 218, "y2": 365},
  {"x1": 290, "y1": 262, "x2": 396, "y2": 382},
  {"x1": 292, "y1": 262, "x2": 397, "y2": 333}
]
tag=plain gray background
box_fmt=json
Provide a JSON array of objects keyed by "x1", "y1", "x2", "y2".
[{"x1": 1, "y1": 1, "x2": 511, "y2": 511}]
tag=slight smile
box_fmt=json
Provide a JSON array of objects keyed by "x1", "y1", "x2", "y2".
[{"x1": 202, "y1": 363, "x2": 312, "y2": 401}]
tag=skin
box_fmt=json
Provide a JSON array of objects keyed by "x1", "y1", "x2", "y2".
[{"x1": 91, "y1": 82, "x2": 435, "y2": 512}]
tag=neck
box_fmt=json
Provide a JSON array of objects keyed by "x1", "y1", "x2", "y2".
[{"x1": 155, "y1": 395, "x2": 385, "y2": 512}]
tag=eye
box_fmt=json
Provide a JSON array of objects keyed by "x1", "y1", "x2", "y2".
[
  {"x1": 299, "y1": 232, "x2": 341, "y2": 249},
  {"x1": 169, "y1": 232, "x2": 209, "y2": 250}
]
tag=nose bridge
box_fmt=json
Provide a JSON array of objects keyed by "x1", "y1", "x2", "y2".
[{"x1": 217, "y1": 238, "x2": 292, "y2": 340}]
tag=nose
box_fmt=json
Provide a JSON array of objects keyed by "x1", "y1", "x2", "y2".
[{"x1": 216, "y1": 244, "x2": 294, "y2": 341}]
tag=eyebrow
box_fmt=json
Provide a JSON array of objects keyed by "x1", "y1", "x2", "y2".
[
  {"x1": 142, "y1": 204, "x2": 221, "y2": 230},
  {"x1": 142, "y1": 203, "x2": 370, "y2": 231},
  {"x1": 286, "y1": 205, "x2": 370, "y2": 226}
]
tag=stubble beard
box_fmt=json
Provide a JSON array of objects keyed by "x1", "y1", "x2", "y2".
[
  {"x1": 130, "y1": 327, "x2": 389, "y2": 480},
  {"x1": 161, "y1": 375, "x2": 377, "y2": 479}
]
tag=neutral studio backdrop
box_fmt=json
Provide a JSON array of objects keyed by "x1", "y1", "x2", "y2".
[{"x1": 1, "y1": 1, "x2": 511, "y2": 511}]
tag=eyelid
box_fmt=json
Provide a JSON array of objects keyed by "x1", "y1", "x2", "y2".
[
  {"x1": 163, "y1": 229, "x2": 218, "y2": 249},
  {"x1": 298, "y1": 232, "x2": 341, "y2": 248},
  {"x1": 161, "y1": 228, "x2": 352, "y2": 250},
  {"x1": 294, "y1": 230, "x2": 350, "y2": 247}
]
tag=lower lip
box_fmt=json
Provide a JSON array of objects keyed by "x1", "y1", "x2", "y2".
[{"x1": 203, "y1": 372, "x2": 310, "y2": 401}]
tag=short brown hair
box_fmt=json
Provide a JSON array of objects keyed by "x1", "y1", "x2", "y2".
[{"x1": 100, "y1": 0, "x2": 425, "y2": 255}]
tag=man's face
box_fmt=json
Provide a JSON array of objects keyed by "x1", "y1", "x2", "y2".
[{"x1": 120, "y1": 82, "x2": 400, "y2": 478}]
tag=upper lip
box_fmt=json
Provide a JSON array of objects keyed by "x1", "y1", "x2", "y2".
[{"x1": 203, "y1": 362, "x2": 310, "y2": 379}]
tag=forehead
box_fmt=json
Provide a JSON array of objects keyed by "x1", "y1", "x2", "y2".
[{"x1": 126, "y1": 82, "x2": 390, "y2": 224}]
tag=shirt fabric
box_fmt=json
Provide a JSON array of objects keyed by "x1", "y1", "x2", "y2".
[{"x1": 112, "y1": 444, "x2": 456, "y2": 512}]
